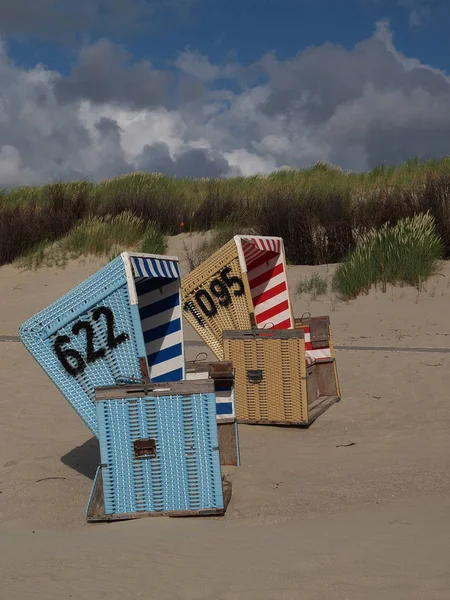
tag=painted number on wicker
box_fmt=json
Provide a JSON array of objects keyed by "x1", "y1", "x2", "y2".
[
  {"x1": 183, "y1": 267, "x2": 244, "y2": 326},
  {"x1": 53, "y1": 306, "x2": 129, "y2": 377}
]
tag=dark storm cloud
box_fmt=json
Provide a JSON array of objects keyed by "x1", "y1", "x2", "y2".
[
  {"x1": 175, "y1": 77, "x2": 206, "y2": 104},
  {"x1": 259, "y1": 30, "x2": 449, "y2": 124},
  {"x1": 136, "y1": 143, "x2": 232, "y2": 178},
  {"x1": 1, "y1": 20, "x2": 450, "y2": 187},
  {"x1": 249, "y1": 21, "x2": 450, "y2": 169},
  {"x1": 55, "y1": 40, "x2": 169, "y2": 109},
  {"x1": 0, "y1": 0, "x2": 89, "y2": 40},
  {"x1": 0, "y1": 0, "x2": 198, "y2": 41},
  {"x1": 92, "y1": 117, "x2": 133, "y2": 179}
]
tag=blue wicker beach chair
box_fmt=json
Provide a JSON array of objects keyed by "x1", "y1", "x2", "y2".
[
  {"x1": 86, "y1": 380, "x2": 230, "y2": 520},
  {"x1": 19, "y1": 252, "x2": 185, "y2": 437}
]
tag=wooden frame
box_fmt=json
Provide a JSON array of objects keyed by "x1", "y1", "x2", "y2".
[
  {"x1": 86, "y1": 468, "x2": 232, "y2": 522},
  {"x1": 294, "y1": 314, "x2": 341, "y2": 400},
  {"x1": 185, "y1": 360, "x2": 240, "y2": 467}
]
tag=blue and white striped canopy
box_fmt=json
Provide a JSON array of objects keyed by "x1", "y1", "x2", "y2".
[{"x1": 130, "y1": 256, "x2": 180, "y2": 279}]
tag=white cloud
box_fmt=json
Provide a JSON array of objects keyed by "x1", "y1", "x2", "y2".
[
  {"x1": 1, "y1": 20, "x2": 450, "y2": 188},
  {"x1": 174, "y1": 50, "x2": 221, "y2": 82},
  {"x1": 0, "y1": 145, "x2": 38, "y2": 186},
  {"x1": 373, "y1": 19, "x2": 446, "y2": 76},
  {"x1": 224, "y1": 149, "x2": 278, "y2": 177}
]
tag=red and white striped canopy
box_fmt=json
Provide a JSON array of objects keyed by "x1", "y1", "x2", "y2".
[{"x1": 236, "y1": 235, "x2": 293, "y2": 331}]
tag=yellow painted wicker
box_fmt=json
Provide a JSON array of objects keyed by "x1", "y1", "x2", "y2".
[
  {"x1": 182, "y1": 235, "x2": 293, "y2": 359},
  {"x1": 182, "y1": 239, "x2": 251, "y2": 359},
  {"x1": 223, "y1": 330, "x2": 308, "y2": 425}
]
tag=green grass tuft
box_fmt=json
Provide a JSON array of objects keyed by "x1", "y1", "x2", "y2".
[
  {"x1": 16, "y1": 212, "x2": 150, "y2": 269},
  {"x1": 60, "y1": 212, "x2": 146, "y2": 258},
  {"x1": 139, "y1": 223, "x2": 167, "y2": 255},
  {"x1": 332, "y1": 211, "x2": 444, "y2": 300},
  {"x1": 296, "y1": 272, "x2": 328, "y2": 299}
]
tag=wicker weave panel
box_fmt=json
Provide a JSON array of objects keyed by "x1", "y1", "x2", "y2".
[
  {"x1": 96, "y1": 388, "x2": 224, "y2": 515},
  {"x1": 20, "y1": 253, "x2": 186, "y2": 436},
  {"x1": 182, "y1": 239, "x2": 237, "y2": 292},
  {"x1": 19, "y1": 257, "x2": 143, "y2": 435},
  {"x1": 223, "y1": 333, "x2": 308, "y2": 424},
  {"x1": 182, "y1": 240, "x2": 252, "y2": 359}
]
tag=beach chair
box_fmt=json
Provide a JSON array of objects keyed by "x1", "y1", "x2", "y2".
[
  {"x1": 182, "y1": 235, "x2": 294, "y2": 360},
  {"x1": 86, "y1": 380, "x2": 231, "y2": 521},
  {"x1": 19, "y1": 252, "x2": 185, "y2": 437}
]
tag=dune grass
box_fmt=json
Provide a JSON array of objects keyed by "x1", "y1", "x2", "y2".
[
  {"x1": 62, "y1": 212, "x2": 146, "y2": 256},
  {"x1": 3, "y1": 157, "x2": 450, "y2": 268},
  {"x1": 15, "y1": 212, "x2": 167, "y2": 270},
  {"x1": 332, "y1": 212, "x2": 444, "y2": 300},
  {"x1": 296, "y1": 272, "x2": 329, "y2": 300},
  {"x1": 139, "y1": 223, "x2": 168, "y2": 255}
]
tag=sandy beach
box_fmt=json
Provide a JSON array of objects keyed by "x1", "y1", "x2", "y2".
[{"x1": 1, "y1": 238, "x2": 450, "y2": 599}]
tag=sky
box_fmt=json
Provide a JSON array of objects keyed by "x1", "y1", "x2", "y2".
[{"x1": 0, "y1": 0, "x2": 450, "y2": 187}]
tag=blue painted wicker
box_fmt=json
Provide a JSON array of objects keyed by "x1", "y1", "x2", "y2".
[
  {"x1": 95, "y1": 382, "x2": 224, "y2": 515},
  {"x1": 20, "y1": 253, "x2": 185, "y2": 436},
  {"x1": 185, "y1": 361, "x2": 236, "y2": 420}
]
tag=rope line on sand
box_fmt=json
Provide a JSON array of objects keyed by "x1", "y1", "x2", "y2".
[
  {"x1": 334, "y1": 345, "x2": 450, "y2": 354},
  {"x1": 2, "y1": 334, "x2": 450, "y2": 354}
]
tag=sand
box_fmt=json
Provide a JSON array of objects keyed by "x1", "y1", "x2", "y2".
[{"x1": 1, "y1": 238, "x2": 450, "y2": 599}]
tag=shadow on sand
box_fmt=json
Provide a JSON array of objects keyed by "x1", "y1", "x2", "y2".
[{"x1": 61, "y1": 437, "x2": 99, "y2": 481}]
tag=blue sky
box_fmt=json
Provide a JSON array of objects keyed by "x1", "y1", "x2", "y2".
[
  {"x1": 0, "y1": 0, "x2": 449, "y2": 186},
  {"x1": 6, "y1": 1, "x2": 449, "y2": 73}
]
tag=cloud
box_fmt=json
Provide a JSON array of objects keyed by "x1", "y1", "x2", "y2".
[
  {"x1": 370, "y1": 0, "x2": 445, "y2": 27},
  {"x1": 0, "y1": 0, "x2": 197, "y2": 42},
  {"x1": 174, "y1": 50, "x2": 221, "y2": 82},
  {"x1": 55, "y1": 40, "x2": 170, "y2": 109},
  {"x1": 360, "y1": 0, "x2": 445, "y2": 28},
  {"x1": 137, "y1": 143, "x2": 231, "y2": 178},
  {"x1": 396, "y1": 0, "x2": 434, "y2": 26},
  {"x1": 1, "y1": 20, "x2": 450, "y2": 188},
  {"x1": 409, "y1": 9, "x2": 428, "y2": 26}
]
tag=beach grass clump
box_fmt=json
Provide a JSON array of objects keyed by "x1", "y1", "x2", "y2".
[
  {"x1": 254, "y1": 184, "x2": 354, "y2": 265},
  {"x1": 0, "y1": 182, "x2": 87, "y2": 265},
  {"x1": 332, "y1": 211, "x2": 444, "y2": 299},
  {"x1": 60, "y1": 212, "x2": 146, "y2": 257},
  {"x1": 296, "y1": 272, "x2": 328, "y2": 299},
  {"x1": 15, "y1": 212, "x2": 164, "y2": 269},
  {"x1": 90, "y1": 172, "x2": 192, "y2": 234},
  {"x1": 139, "y1": 223, "x2": 168, "y2": 255},
  {"x1": 3, "y1": 156, "x2": 450, "y2": 268}
]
